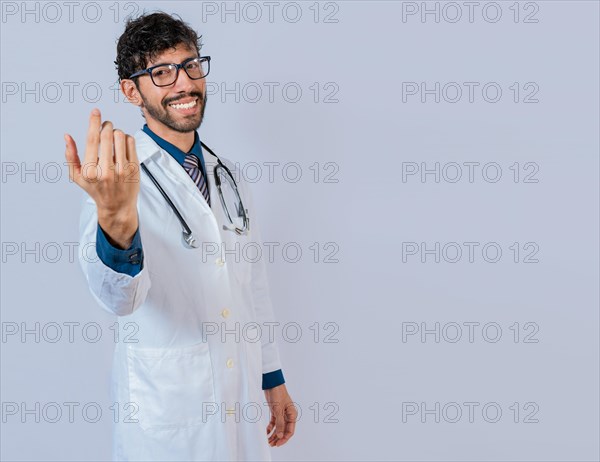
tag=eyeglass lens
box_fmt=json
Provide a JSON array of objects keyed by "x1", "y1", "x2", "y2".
[{"x1": 151, "y1": 59, "x2": 208, "y2": 86}]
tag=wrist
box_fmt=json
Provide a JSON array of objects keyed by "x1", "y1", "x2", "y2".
[{"x1": 98, "y1": 208, "x2": 138, "y2": 249}]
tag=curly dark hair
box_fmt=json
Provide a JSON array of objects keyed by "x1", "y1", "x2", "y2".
[{"x1": 115, "y1": 12, "x2": 202, "y2": 82}]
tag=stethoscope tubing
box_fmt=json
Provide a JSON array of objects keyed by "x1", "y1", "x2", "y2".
[
  {"x1": 140, "y1": 141, "x2": 248, "y2": 246},
  {"x1": 140, "y1": 162, "x2": 194, "y2": 237}
]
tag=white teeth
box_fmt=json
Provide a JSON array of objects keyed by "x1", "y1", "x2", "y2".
[{"x1": 170, "y1": 99, "x2": 197, "y2": 109}]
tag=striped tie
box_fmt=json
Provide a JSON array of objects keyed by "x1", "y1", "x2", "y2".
[{"x1": 183, "y1": 153, "x2": 210, "y2": 206}]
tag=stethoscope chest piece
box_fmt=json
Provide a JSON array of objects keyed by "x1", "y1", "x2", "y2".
[{"x1": 182, "y1": 230, "x2": 200, "y2": 249}]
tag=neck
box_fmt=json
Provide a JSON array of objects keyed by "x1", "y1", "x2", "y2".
[{"x1": 146, "y1": 119, "x2": 195, "y2": 152}]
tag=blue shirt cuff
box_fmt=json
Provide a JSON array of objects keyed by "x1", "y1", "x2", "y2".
[
  {"x1": 262, "y1": 369, "x2": 285, "y2": 390},
  {"x1": 96, "y1": 224, "x2": 143, "y2": 276}
]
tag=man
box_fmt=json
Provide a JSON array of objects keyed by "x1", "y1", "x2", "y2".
[{"x1": 64, "y1": 12, "x2": 296, "y2": 461}]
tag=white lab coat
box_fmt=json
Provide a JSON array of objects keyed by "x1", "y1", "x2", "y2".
[{"x1": 78, "y1": 130, "x2": 283, "y2": 461}]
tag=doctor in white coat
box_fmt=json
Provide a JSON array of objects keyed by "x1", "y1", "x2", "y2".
[{"x1": 63, "y1": 12, "x2": 296, "y2": 461}]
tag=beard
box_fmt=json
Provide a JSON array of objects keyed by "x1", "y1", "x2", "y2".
[{"x1": 139, "y1": 90, "x2": 207, "y2": 133}]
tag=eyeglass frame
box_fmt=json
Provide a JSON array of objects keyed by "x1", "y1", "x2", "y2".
[{"x1": 128, "y1": 56, "x2": 211, "y2": 87}]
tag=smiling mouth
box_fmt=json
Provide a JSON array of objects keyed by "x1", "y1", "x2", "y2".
[{"x1": 168, "y1": 98, "x2": 198, "y2": 110}]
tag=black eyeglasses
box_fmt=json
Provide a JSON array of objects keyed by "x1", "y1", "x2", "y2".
[{"x1": 129, "y1": 56, "x2": 211, "y2": 87}]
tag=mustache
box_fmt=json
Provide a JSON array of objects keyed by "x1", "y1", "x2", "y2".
[{"x1": 164, "y1": 92, "x2": 204, "y2": 106}]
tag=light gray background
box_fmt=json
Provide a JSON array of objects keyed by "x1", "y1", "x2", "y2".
[{"x1": 1, "y1": 1, "x2": 599, "y2": 460}]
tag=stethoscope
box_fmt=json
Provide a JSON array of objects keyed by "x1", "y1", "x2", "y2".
[{"x1": 140, "y1": 141, "x2": 250, "y2": 249}]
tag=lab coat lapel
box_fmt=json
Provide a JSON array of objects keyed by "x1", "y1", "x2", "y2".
[{"x1": 134, "y1": 129, "x2": 213, "y2": 215}]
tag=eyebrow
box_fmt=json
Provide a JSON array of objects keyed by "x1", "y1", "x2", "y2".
[{"x1": 149, "y1": 55, "x2": 198, "y2": 68}]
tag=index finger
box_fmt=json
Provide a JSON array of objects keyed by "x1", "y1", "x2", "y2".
[{"x1": 83, "y1": 108, "x2": 102, "y2": 166}]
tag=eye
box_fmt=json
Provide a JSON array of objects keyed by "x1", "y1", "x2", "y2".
[{"x1": 153, "y1": 65, "x2": 174, "y2": 77}]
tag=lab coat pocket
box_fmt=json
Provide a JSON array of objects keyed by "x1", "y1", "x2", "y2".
[{"x1": 126, "y1": 342, "x2": 216, "y2": 430}]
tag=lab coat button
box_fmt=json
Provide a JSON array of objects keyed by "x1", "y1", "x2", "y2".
[
  {"x1": 221, "y1": 308, "x2": 230, "y2": 318},
  {"x1": 226, "y1": 358, "x2": 234, "y2": 368},
  {"x1": 215, "y1": 257, "x2": 225, "y2": 266}
]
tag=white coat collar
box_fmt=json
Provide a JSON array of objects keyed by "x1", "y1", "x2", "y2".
[
  {"x1": 133, "y1": 129, "x2": 163, "y2": 164},
  {"x1": 133, "y1": 128, "x2": 219, "y2": 216},
  {"x1": 134, "y1": 128, "x2": 219, "y2": 166}
]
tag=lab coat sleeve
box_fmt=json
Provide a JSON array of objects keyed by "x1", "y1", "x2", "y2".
[
  {"x1": 96, "y1": 224, "x2": 143, "y2": 276},
  {"x1": 78, "y1": 195, "x2": 151, "y2": 316},
  {"x1": 241, "y1": 179, "x2": 285, "y2": 377}
]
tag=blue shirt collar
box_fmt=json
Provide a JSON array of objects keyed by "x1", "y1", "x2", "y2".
[{"x1": 142, "y1": 124, "x2": 206, "y2": 172}]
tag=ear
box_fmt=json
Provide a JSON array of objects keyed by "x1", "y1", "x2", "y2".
[{"x1": 121, "y1": 79, "x2": 142, "y2": 106}]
